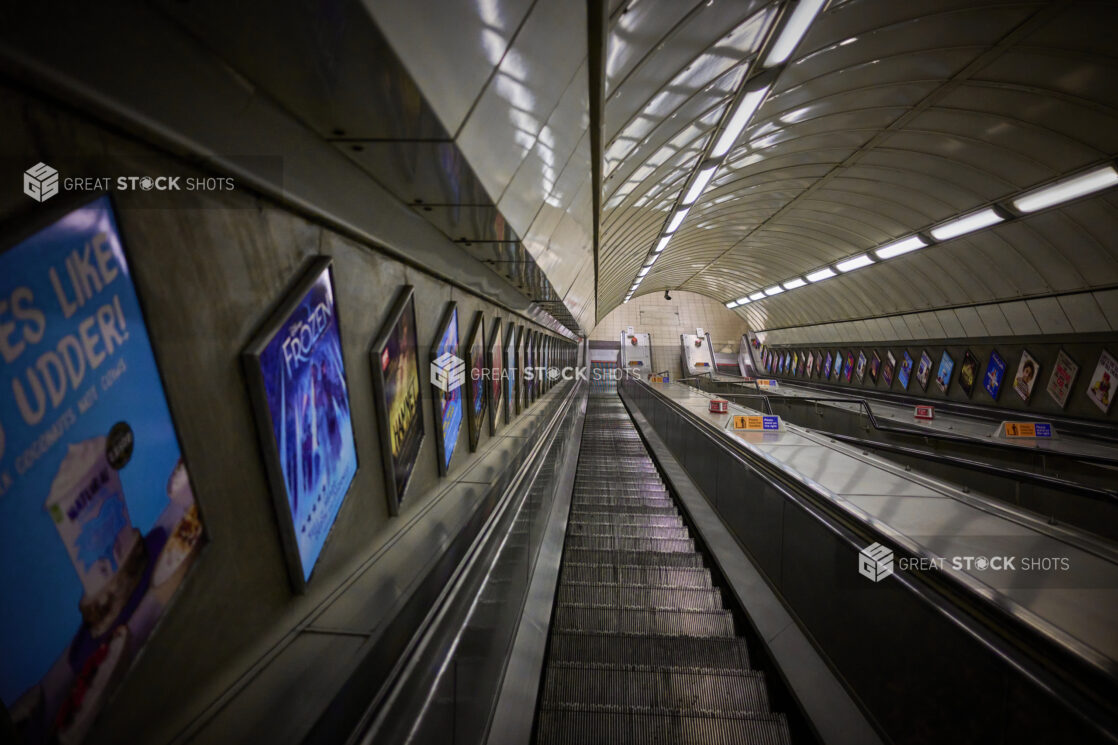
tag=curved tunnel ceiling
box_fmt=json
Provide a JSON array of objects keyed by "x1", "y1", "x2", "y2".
[{"x1": 597, "y1": 0, "x2": 1118, "y2": 333}]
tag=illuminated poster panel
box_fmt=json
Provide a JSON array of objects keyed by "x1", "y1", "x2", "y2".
[
  {"x1": 936, "y1": 351, "x2": 955, "y2": 394},
  {"x1": 370, "y1": 287, "x2": 424, "y2": 514},
  {"x1": 430, "y1": 304, "x2": 462, "y2": 475},
  {"x1": 883, "y1": 351, "x2": 896, "y2": 387},
  {"x1": 898, "y1": 350, "x2": 914, "y2": 390},
  {"x1": 823, "y1": 351, "x2": 833, "y2": 379},
  {"x1": 1012, "y1": 350, "x2": 1039, "y2": 403},
  {"x1": 1045, "y1": 350, "x2": 1077, "y2": 409},
  {"x1": 1, "y1": 196, "x2": 204, "y2": 743},
  {"x1": 464, "y1": 312, "x2": 486, "y2": 452},
  {"x1": 916, "y1": 350, "x2": 933, "y2": 392},
  {"x1": 488, "y1": 318, "x2": 504, "y2": 434},
  {"x1": 959, "y1": 350, "x2": 979, "y2": 398},
  {"x1": 506, "y1": 324, "x2": 519, "y2": 418},
  {"x1": 1086, "y1": 350, "x2": 1116, "y2": 414},
  {"x1": 855, "y1": 351, "x2": 867, "y2": 382},
  {"x1": 984, "y1": 350, "x2": 1007, "y2": 400},
  {"x1": 843, "y1": 351, "x2": 855, "y2": 382},
  {"x1": 869, "y1": 351, "x2": 881, "y2": 383}
]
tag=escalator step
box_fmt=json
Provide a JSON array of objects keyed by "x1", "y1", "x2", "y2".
[
  {"x1": 542, "y1": 663, "x2": 769, "y2": 712},
  {"x1": 560, "y1": 564, "x2": 712, "y2": 588},
  {"x1": 548, "y1": 632, "x2": 750, "y2": 670},
  {"x1": 553, "y1": 605, "x2": 735, "y2": 637},
  {"x1": 537, "y1": 705, "x2": 791, "y2": 745},
  {"x1": 573, "y1": 497, "x2": 675, "y2": 509},
  {"x1": 566, "y1": 524, "x2": 691, "y2": 540},
  {"x1": 557, "y1": 584, "x2": 723, "y2": 611},
  {"x1": 564, "y1": 549, "x2": 703, "y2": 568},
  {"x1": 571, "y1": 505, "x2": 679, "y2": 517},
  {"x1": 565, "y1": 536, "x2": 695, "y2": 553},
  {"x1": 567, "y1": 514, "x2": 684, "y2": 528}
]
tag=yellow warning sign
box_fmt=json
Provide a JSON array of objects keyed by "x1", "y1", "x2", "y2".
[
  {"x1": 1003, "y1": 421, "x2": 1053, "y2": 438},
  {"x1": 733, "y1": 416, "x2": 764, "y2": 430}
]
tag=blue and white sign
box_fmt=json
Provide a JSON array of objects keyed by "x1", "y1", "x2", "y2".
[{"x1": 762, "y1": 416, "x2": 780, "y2": 430}]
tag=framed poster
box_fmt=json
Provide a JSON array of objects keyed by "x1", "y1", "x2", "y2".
[
  {"x1": 959, "y1": 350, "x2": 979, "y2": 398},
  {"x1": 505, "y1": 324, "x2": 518, "y2": 420},
  {"x1": 898, "y1": 351, "x2": 914, "y2": 390},
  {"x1": 983, "y1": 350, "x2": 1007, "y2": 400},
  {"x1": 869, "y1": 351, "x2": 881, "y2": 383},
  {"x1": 370, "y1": 286, "x2": 424, "y2": 515},
  {"x1": 1045, "y1": 349, "x2": 1078, "y2": 409},
  {"x1": 246, "y1": 257, "x2": 357, "y2": 588},
  {"x1": 844, "y1": 351, "x2": 855, "y2": 382},
  {"x1": 855, "y1": 351, "x2": 867, "y2": 382},
  {"x1": 823, "y1": 351, "x2": 833, "y2": 379},
  {"x1": 1012, "y1": 350, "x2": 1040, "y2": 403},
  {"x1": 1086, "y1": 350, "x2": 1117, "y2": 414},
  {"x1": 535, "y1": 333, "x2": 544, "y2": 395},
  {"x1": 806, "y1": 351, "x2": 815, "y2": 377},
  {"x1": 488, "y1": 318, "x2": 504, "y2": 434},
  {"x1": 517, "y1": 327, "x2": 526, "y2": 410},
  {"x1": 935, "y1": 351, "x2": 955, "y2": 394},
  {"x1": 429, "y1": 303, "x2": 463, "y2": 476},
  {"x1": 915, "y1": 351, "x2": 932, "y2": 392},
  {"x1": 524, "y1": 330, "x2": 534, "y2": 402},
  {"x1": 464, "y1": 312, "x2": 487, "y2": 451},
  {"x1": 1, "y1": 196, "x2": 205, "y2": 740},
  {"x1": 815, "y1": 351, "x2": 823, "y2": 377},
  {"x1": 883, "y1": 351, "x2": 896, "y2": 387}
]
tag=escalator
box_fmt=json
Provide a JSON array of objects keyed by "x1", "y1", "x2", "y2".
[{"x1": 534, "y1": 391, "x2": 792, "y2": 745}]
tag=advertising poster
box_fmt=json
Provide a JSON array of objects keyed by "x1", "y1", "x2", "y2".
[
  {"x1": 517, "y1": 329, "x2": 526, "y2": 411},
  {"x1": 1, "y1": 197, "x2": 204, "y2": 744},
  {"x1": 823, "y1": 351, "x2": 833, "y2": 379},
  {"x1": 815, "y1": 352, "x2": 823, "y2": 377},
  {"x1": 984, "y1": 350, "x2": 1007, "y2": 400},
  {"x1": 883, "y1": 351, "x2": 896, "y2": 387},
  {"x1": 1045, "y1": 350, "x2": 1078, "y2": 409},
  {"x1": 1086, "y1": 350, "x2": 1117, "y2": 414},
  {"x1": 430, "y1": 305, "x2": 462, "y2": 475},
  {"x1": 465, "y1": 313, "x2": 486, "y2": 451},
  {"x1": 371, "y1": 287, "x2": 424, "y2": 514},
  {"x1": 915, "y1": 351, "x2": 932, "y2": 391},
  {"x1": 1012, "y1": 350, "x2": 1040, "y2": 403},
  {"x1": 525, "y1": 331, "x2": 535, "y2": 402},
  {"x1": 806, "y1": 352, "x2": 814, "y2": 377},
  {"x1": 844, "y1": 351, "x2": 854, "y2": 382},
  {"x1": 959, "y1": 350, "x2": 979, "y2": 397},
  {"x1": 488, "y1": 319, "x2": 504, "y2": 433},
  {"x1": 505, "y1": 324, "x2": 518, "y2": 420},
  {"x1": 247, "y1": 258, "x2": 358, "y2": 588},
  {"x1": 855, "y1": 351, "x2": 867, "y2": 382},
  {"x1": 898, "y1": 351, "x2": 914, "y2": 390},
  {"x1": 791, "y1": 351, "x2": 798, "y2": 376},
  {"x1": 936, "y1": 351, "x2": 955, "y2": 394},
  {"x1": 869, "y1": 351, "x2": 881, "y2": 383}
]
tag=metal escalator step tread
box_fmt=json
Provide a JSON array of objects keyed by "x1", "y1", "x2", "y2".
[
  {"x1": 542, "y1": 664, "x2": 769, "y2": 712},
  {"x1": 572, "y1": 497, "x2": 674, "y2": 509},
  {"x1": 567, "y1": 514, "x2": 684, "y2": 528},
  {"x1": 563, "y1": 549, "x2": 703, "y2": 568},
  {"x1": 560, "y1": 565, "x2": 712, "y2": 588},
  {"x1": 565, "y1": 536, "x2": 695, "y2": 553},
  {"x1": 553, "y1": 605, "x2": 735, "y2": 637},
  {"x1": 566, "y1": 524, "x2": 690, "y2": 540},
  {"x1": 557, "y1": 584, "x2": 723, "y2": 611},
  {"x1": 536, "y1": 706, "x2": 791, "y2": 745},
  {"x1": 547, "y1": 632, "x2": 749, "y2": 670}
]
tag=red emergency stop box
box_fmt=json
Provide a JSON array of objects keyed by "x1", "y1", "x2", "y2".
[{"x1": 709, "y1": 399, "x2": 728, "y2": 414}]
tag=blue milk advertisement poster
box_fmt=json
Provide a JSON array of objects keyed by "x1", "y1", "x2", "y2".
[
  {"x1": 0, "y1": 196, "x2": 203, "y2": 744},
  {"x1": 255, "y1": 264, "x2": 357, "y2": 582},
  {"x1": 433, "y1": 309, "x2": 462, "y2": 473},
  {"x1": 984, "y1": 350, "x2": 1007, "y2": 400}
]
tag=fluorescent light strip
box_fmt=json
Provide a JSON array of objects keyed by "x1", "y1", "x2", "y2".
[
  {"x1": 874, "y1": 235, "x2": 927, "y2": 260},
  {"x1": 836, "y1": 253, "x2": 874, "y2": 272},
  {"x1": 765, "y1": 0, "x2": 828, "y2": 67},
  {"x1": 637, "y1": 266, "x2": 650, "y2": 277},
  {"x1": 736, "y1": 296, "x2": 751, "y2": 305},
  {"x1": 806, "y1": 267, "x2": 836, "y2": 282},
  {"x1": 749, "y1": 291, "x2": 765, "y2": 301},
  {"x1": 1013, "y1": 165, "x2": 1118, "y2": 213},
  {"x1": 654, "y1": 236, "x2": 671, "y2": 253},
  {"x1": 666, "y1": 206, "x2": 690, "y2": 233},
  {"x1": 725, "y1": 301, "x2": 738, "y2": 309},
  {"x1": 782, "y1": 278, "x2": 807, "y2": 290},
  {"x1": 683, "y1": 165, "x2": 718, "y2": 205},
  {"x1": 711, "y1": 85, "x2": 771, "y2": 158},
  {"x1": 930, "y1": 208, "x2": 1003, "y2": 241},
  {"x1": 764, "y1": 285, "x2": 784, "y2": 296}
]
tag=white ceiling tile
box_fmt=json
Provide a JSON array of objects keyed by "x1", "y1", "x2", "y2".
[
  {"x1": 953, "y1": 306, "x2": 988, "y2": 337},
  {"x1": 998, "y1": 300, "x2": 1041, "y2": 336},
  {"x1": 936, "y1": 309, "x2": 965, "y2": 338},
  {"x1": 1094, "y1": 289, "x2": 1118, "y2": 331},
  {"x1": 1026, "y1": 297, "x2": 1074, "y2": 335},
  {"x1": 976, "y1": 303, "x2": 1012, "y2": 336},
  {"x1": 916, "y1": 311, "x2": 945, "y2": 338},
  {"x1": 1057, "y1": 293, "x2": 1108, "y2": 333}
]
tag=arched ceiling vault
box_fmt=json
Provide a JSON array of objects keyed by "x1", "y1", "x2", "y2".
[{"x1": 597, "y1": 0, "x2": 1118, "y2": 333}]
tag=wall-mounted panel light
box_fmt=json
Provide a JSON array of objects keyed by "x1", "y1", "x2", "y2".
[
  {"x1": 749, "y1": 291, "x2": 766, "y2": 301},
  {"x1": 736, "y1": 297, "x2": 751, "y2": 305},
  {"x1": 654, "y1": 236, "x2": 671, "y2": 253},
  {"x1": 711, "y1": 85, "x2": 772, "y2": 158},
  {"x1": 682, "y1": 166, "x2": 718, "y2": 205},
  {"x1": 874, "y1": 235, "x2": 927, "y2": 260},
  {"x1": 929, "y1": 208, "x2": 1003, "y2": 241},
  {"x1": 782, "y1": 277, "x2": 807, "y2": 290},
  {"x1": 764, "y1": 285, "x2": 784, "y2": 296},
  {"x1": 1012, "y1": 165, "x2": 1118, "y2": 213},
  {"x1": 666, "y1": 206, "x2": 690, "y2": 233},
  {"x1": 764, "y1": 0, "x2": 828, "y2": 67},
  {"x1": 836, "y1": 253, "x2": 874, "y2": 272},
  {"x1": 806, "y1": 267, "x2": 836, "y2": 282}
]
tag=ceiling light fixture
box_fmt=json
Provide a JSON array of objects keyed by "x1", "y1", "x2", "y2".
[
  {"x1": 836, "y1": 253, "x2": 874, "y2": 272},
  {"x1": 764, "y1": 285, "x2": 784, "y2": 296},
  {"x1": 682, "y1": 165, "x2": 718, "y2": 205},
  {"x1": 711, "y1": 84, "x2": 772, "y2": 158},
  {"x1": 764, "y1": 0, "x2": 828, "y2": 67},
  {"x1": 666, "y1": 206, "x2": 690, "y2": 233},
  {"x1": 749, "y1": 291, "x2": 765, "y2": 301},
  {"x1": 725, "y1": 301, "x2": 738, "y2": 309},
  {"x1": 654, "y1": 236, "x2": 671, "y2": 253},
  {"x1": 736, "y1": 296, "x2": 751, "y2": 305},
  {"x1": 930, "y1": 208, "x2": 1004, "y2": 241},
  {"x1": 782, "y1": 277, "x2": 807, "y2": 290},
  {"x1": 874, "y1": 235, "x2": 927, "y2": 260},
  {"x1": 806, "y1": 267, "x2": 836, "y2": 282},
  {"x1": 1012, "y1": 165, "x2": 1118, "y2": 213}
]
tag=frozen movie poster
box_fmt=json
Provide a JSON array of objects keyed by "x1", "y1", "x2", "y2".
[
  {"x1": 855, "y1": 351, "x2": 867, "y2": 382},
  {"x1": 898, "y1": 351, "x2": 914, "y2": 390},
  {"x1": 488, "y1": 319, "x2": 504, "y2": 433},
  {"x1": 1012, "y1": 350, "x2": 1040, "y2": 403},
  {"x1": 869, "y1": 351, "x2": 881, "y2": 383},
  {"x1": 372, "y1": 289, "x2": 423, "y2": 510},
  {"x1": 431, "y1": 305, "x2": 462, "y2": 475},
  {"x1": 959, "y1": 350, "x2": 979, "y2": 397},
  {"x1": 1086, "y1": 350, "x2": 1117, "y2": 414},
  {"x1": 1045, "y1": 349, "x2": 1078, "y2": 409},
  {"x1": 936, "y1": 351, "x2": 955, "y2": 394},
  {"x1": 465, "y1": 313, "x2": 486, "y2": 451},
  {"x1": 506, "y1": 325, "x2": 518, "y2": 419},
  {"x1": 1, "y1": 197, "x2": 204, "y2": 745},
  {"x1": 823, "y1": 351, "x2": 833, "y2": 379},
  {"x1": 251, "y1": 259, "x2": 357, "y2": 583},
  {"x1": 915, "y1": 351, "x2": 932, "y2": 392},
  {"x1": 984, "y1": 350, "x2": 1007, "y2": 400},
  {"x1": 883, "y1": 352, "x2": 896, "y2": 387}
]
